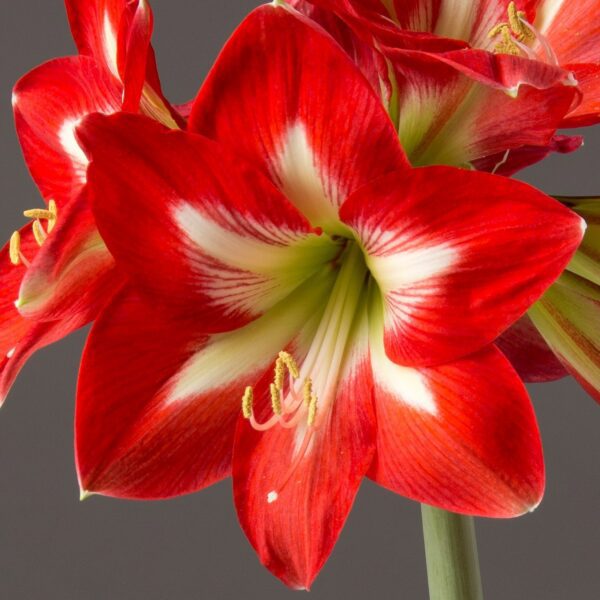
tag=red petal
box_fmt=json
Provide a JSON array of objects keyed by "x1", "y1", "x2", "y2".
[
  {"x1": 0, "y1": 225, "x2": 38, "y2": 359},
  {"x1": 78, "y1": 113, "x2": 339, "y2": 332},
  {"x1": 233, "y1": 340, "x2": 375, "y2": 589},
  {"x1": 76, "y1": 272, "x2": 334, "y2": 499},
  {"x1": 386, "y1": 49, "x2": 577, "y2": 166},
  {"x1": 120, "y1": 0, "x2": 153, "y2": 112},
  {"x1": 535, "y1": 0, "x2": 600, "y2": 65},
  {"x1": 0, "y1": 221, "x2": 119, "y2": 405},
  {"x1": 13, "y1": 56, "x2": 121, "y2": 206},
  {"x1": 472, "y1": 134, "x2": 584, "y2": 176},
  {"x1": 369, "y1": 342, "x2": 544, "y2": 517},
  {"x1": 188, "y1": 4, "x2": 408, "y2": 231},
  {"x1": 17, "y1": 192, "x2": 121, "y2": 322},
  {"x1": 495, "y1": 314, "x2": 568, "y2": 382},
  {"x1": 341, "y1": 166, "x2": 585, "y2": 366},
  {"x1": 0, "y1": 315, "x2": 89, "y2": 406},
  {"x1": 560, "y1": 64, "x2": 600, "y2": 127}
]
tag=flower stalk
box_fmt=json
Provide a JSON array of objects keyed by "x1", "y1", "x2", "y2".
[{"x1": 421, "y1": 505, "x2": 484, "y2": 600}]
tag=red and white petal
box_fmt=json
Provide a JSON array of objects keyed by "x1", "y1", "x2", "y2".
[
  {"x1": 341, "y1": 166, "x2": 585, "y2": 366},
  {"x1": 386, "y1": 49, "x2": 577, "y2": 166},
  {"x1": 528, "y1": 272, "x2": 600, "y2": 404},
  {"x1": 233, "y1": 311, "x2": 375, "y2": 589},
  {"x1": 495, "y1": 314, "x2": 568, "y2": 382},
  {"x1": 17, "y1": 192, "x2": 121, "y2": 322},
  {"x1": 66, "y1": 0, "x2": 128, "y2": 79},
  {"x1": 78, "y1": 113, "x2": 339, "y2": 331},
  {"x1": 188, "y1": 4, "x2": 408, "y2": 232},
  {"x1": 13, "y1": 56, "x2": 121, "y2": 206},
  {"x1": 64, "y1": 0, "x2": 179, "y2": 127},
  {"x1": 77, "y1": 271, "x2": 334, "y2": 499},
  {"x1": 372, "y1": 0, "x2": 538, "y2": 48},
  {"x1": 369, "y1": 335, "x2": 544, "y2": 517}
]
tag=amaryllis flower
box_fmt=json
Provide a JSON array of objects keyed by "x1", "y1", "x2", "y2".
[
  {"x1": 294, "y1": 0, "x2": 589, "y2": 173},
  {"x1": 0, "y1": 0, "x2": 178, "y2": 403},
  {"x1": 75, "y1": 5, "x2": 584, "y2": 588}
]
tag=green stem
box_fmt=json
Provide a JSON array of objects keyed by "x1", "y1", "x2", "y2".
[{"x1": 421, "y1": 505, "x2": 484, "y2": 600}]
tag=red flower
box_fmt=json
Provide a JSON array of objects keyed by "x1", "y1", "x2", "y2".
[
  {"x1": 293, "y1": 0, "x2": 594, "y2": 173},
  {"x1": 0, "y1": 0, "x2": 178, "y2": 403},
  {"x1": 75, "y1": 5, "x2": 584, "y2": 588}
]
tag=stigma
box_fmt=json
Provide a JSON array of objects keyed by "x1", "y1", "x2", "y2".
[{"x1": 9, "y1": 200, "x2": 58, "y2": 267}]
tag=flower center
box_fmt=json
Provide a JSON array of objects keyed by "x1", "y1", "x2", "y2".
[
  {"x1": 241, "y1": 242, "x2": 369, "y2": 500},
  {"x1": 488, "y1": 2, "x2": 558, "y2": 65},
  {"x1": 9, "y1": 200, "x2": 58, "y2": 267}
]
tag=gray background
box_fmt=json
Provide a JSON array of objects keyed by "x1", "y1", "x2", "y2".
[{"x1": 1, "y1": 1, "x2": 599, "y2": 598}]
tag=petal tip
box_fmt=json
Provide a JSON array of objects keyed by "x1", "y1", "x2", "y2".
[{"x1": 79, "y1": 489, "x2": 94, "y2": 502}]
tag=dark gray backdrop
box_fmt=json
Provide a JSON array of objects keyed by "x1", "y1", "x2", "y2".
[{"x1": 1, "y1": 2, "x2": 598, "y2": 598}]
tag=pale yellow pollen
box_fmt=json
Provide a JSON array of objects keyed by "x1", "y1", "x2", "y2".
[
  {"x1": 302, "y1": 378, "x2": 313, "y2": 407},
  {"x1": 278, "y1": 351, "x2": 299, "y2": 379},
  {"x1": 270, "y1": 383, "x2": 282, "y2": 416},
  {"x1": 488, "y1": 2, "x2": 534, "y2": 54},
  {"x1": 242, "y1": 386, "x2": 253, "y2": 419},
  {"x1": 9, "y1": 231, "x2": 21, "y2": 266},
  {"x1": 11, "y1": 199, "x2": 59, "y2": 267},
  {"x1": 274, "y1": 356, "x2": 285, "y2": 391},
  {"x1": 307, "y1": 394, "x2": 318, "y2": 427},
  {"x1": 508, "y1": 2, "x2": 534, "y2": 41},
  {"x1": 23, "y1": 208, "x2": 55, "y2": 221},
  {"x1": 32, "y1": 220, "x2": 47, "y2": 247},
  {"x1": 47, "y1": 200, "x2": 58, "y2": 232}
]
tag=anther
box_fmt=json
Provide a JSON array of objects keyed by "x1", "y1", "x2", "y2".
[
  {"x1": 307, "y1": 395, "x2": 318, "y2": 427},
  {"x1": 242, "y1": 386, "x2": 253, "y2": 419},
  {"x1": 507, "y1": 2, "x2": 534, "y2": 41},
  {"x1": 32, "y1": 220, "x2": 47, "y2": 246},
  {"x1": 47, "y1": 200, "x2": 58, "y2": 232},
  {"x1": 270, "y1": 383, "x2": 282, "y2": 416},
  {"x1": 274, "y1": 356, "x2": 285, "y2": 391},
  {"x1": 23, "y1": 208, "x2": 55, "y2": 221},
  {"x1": 9, "y1": 231, "x2": 21, "y2": 266},
  {"x1": 278, "y1": 351, "x2": 299, "y2": 379},
  {"x1": 302, "y1": 378, "x2": 313, "y2": 407}
]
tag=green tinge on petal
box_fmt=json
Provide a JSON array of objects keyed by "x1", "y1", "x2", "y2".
[
  {"x1": 561, "y1": 196, "x2": 600, "y2": 286},
  {"x1": 529, "y1": 271, "x2": 600, "y2": 400}
]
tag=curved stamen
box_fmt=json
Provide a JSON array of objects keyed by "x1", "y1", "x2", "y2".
[
  {"x1": 9, "y1": 199, "x2": 59, "y2": 268},
  {"x1": 488, "y1": 2, "x2": 557, "y2": 63},
  {"x1": 9, "y1": 231, "x2": 29, "y2": 267}
]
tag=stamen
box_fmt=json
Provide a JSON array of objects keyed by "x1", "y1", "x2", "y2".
[
  {"x1": 278, "y1": 351, "x2": 299, "y2": 379},
  {"x1": 47, "y1": 200, "x2": 58, "y2": 233},
  {"x1": 9, "y1": 231, "x2": 21, "y2": 266},
  {"x1": 23, "y1": 208, "x2": 55, "y2": 221},
  {"x1": 10, "y1": 199, "x2": 60, "y2": 268},
  {"x1": 302, "y1": 378, "x2": 313, "y2": 407},
  {"x1": 270, "y1": 383, "x2": 282, "y2": 416},
  {"x1": 307, "y1": 394, "x2": 318, "y2": 427},
  {"x1": 274, "y1": 356, "x2": 285, "y2": 391},
  {"x1": 488, "y1": 2, "x2": 555, "y2": 62},
  {"x1": 507, "y1": 2, "x2": 534, "y2": 41},
  {"x1": 242, "y1": 386, "x2": 254, "y2": 419},
  {"x1": 32, "y1": 220, "x2": 47, "y2": 246}
]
